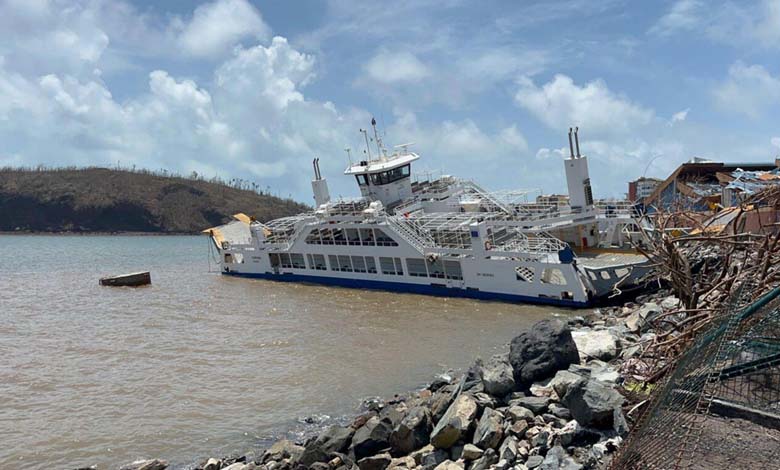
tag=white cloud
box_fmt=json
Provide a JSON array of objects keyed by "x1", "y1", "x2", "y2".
[
  {"x1": 649, "y1": 0, "x2": 703, "y2": 37},
  {"x1": 514, "y1": 74, "x2": 654, "y2": 134},
  {"x1": 669, "y1": 108, "x2": 690, "y2": 126},
  {"x1": 363, "y1": 50, "x2": 430, "y2": 84},
  {"x1": 772, "y1": 137, "x2": 780, "y2": 150},
  {"x1": 713, "y1": 62, "x2": 780, "y2": 119},
  {"x1": 176, "y1": 0, "x2": 271, "y2": 58}
]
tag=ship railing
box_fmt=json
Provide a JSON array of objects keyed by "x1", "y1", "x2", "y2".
[
  {"x1": 458, "y1": 181, "x2": 515, "y2": 215},
  {"x1": 385, "y1": 215, "x2": 434, "y2": 253}
]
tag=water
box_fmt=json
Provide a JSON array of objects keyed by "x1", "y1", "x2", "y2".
[{"x1": 0, "y1": 235, "x2": 571, "y2": 469}]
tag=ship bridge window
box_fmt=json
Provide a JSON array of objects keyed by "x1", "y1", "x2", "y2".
[
  {"x1": 444, "y1": 260, "x2": 463, "y2": 280},
  {"x1": 375, "y1": 229, "x2": 398, "y2": 246},
  {"x1": 380, "y1": 257, "x2": 403, "y2": 275},
  {"x1": 369, "y1": 164, "x2": 410, "y2": 186},
  {"x1": 355, "y1": 174, "x2": 369, "y2": 186},
  {"x1": 540, "y1": 268, "x2": 567, "y2": 285},
  {"x1": 407, "y1": 258, "x2": 428, "y2": 277}
]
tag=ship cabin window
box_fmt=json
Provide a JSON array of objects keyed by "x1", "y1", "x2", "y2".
[
  {"x1": 444, "y1": 260, "x2": 463, "y2": 280},
  {"x1": 351, "y1": 256, "x2": 367, "y2": 273},
  {"x1": 332, "y1": 229, "x2": 347, "y2": 245},
  {"x1": 307, "y1": 254, "x2": 327, "y2": 270},
  {"x1": 290, "y1": 253, "x2": 306, "y2": 269},
  {"x1": 320, "y1": 228, "x2": 334, "y2": 245},
  {"x1": 279, "y1": 253, "x2": 293, "y2": 268},
  {"x1": 337, "y1": 255, "x2": 352, "y2": 272},
  {"x1": 380, "y1": 257, "x2": 403, "y2": 275},
  {"x1": 328, "y1": 255, "x2": 338, "y2": 271},
  {"x1": 375, "y1": 229, "x2": 398, "y2": 246},
  {"x1": 369, "y1": 164, "x2": 410, "y2": 186},
  {"x1": 426, "y1": 258, "x2": 445, "y2": 279},
  {"x1": 346, "y1": 228, "x2": 361, "y2": 246},
  {"x1": 355, "y1": 174, "x2": 369, "y2": 186},
  {"x1": 269, "y1": 253, "x2": 280, "y2": 267},
  {"x1": 306, "y1": 229, "x2": 322, "y2": 244},
  {"x1": 365, "y1": 256, "x2": 378, "y2": 273},
  {"x1": 360, "y1": 228, "x2": 375, "y2": 246},
  {"x1": 407, "y1": 258, "x2": 428, "y2": 277}
]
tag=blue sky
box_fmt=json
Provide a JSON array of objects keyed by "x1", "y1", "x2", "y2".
[{"x1": 1, "y1": 0, "x2": 780, "y2": 203}]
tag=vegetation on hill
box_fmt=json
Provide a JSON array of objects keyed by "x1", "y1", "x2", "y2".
[{"x1": 0, "y1": 167, "x2": 309, "y2": 233}]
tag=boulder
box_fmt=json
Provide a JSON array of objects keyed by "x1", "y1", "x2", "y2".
[
  {"x1": 202, "y1": 458, "x2": 220, "y2": 470},
  {"x1": 421, "y1": 448, "x2": 449, "y2": 468},
  {"x1": 357, "y1": 452, "x2": 392, "y2": 470},
  {"x1": 461, "y1": 360, "x2": 485, "y2": 394},
  {"x1": 481, "y1": 355, "x2": 516, "y2": 397},
  {"x1": 498, "y1": 435, "x2": 518, "y2": 464},
  {"x1": 351, "y1": 416, "x2": 394, "y2": 460},
  {"x1": 461, "y1": 443, "x2": 484, "y2": 461},
  {"x1": 571, "y1": 329, "x2": 619, "y2": 362},
  {"x1": 263, "y1": 440, "x2": 304, "y2": 463},
  {"x1": 540, "y1": 445, "x2": 582, "y2": 470},
  {"x1": 472, "y1": 407, "x2": 504, "y2": 450},
  {"x1": 526, "y1": 455, "x2": 544, "y2": 469},
  {"x1": 430, "y1": 394, "x2": 477, "y2": 449},
  {"x1": 298, "y1": 425, "x2": 355, "y2": 466},
  {"x1": 549, "y1": 370, "x2": 583, "y2": 399},
  {"x1": 625, "y1": 302, "x2": 661, "y2": 333},
  {"x1": 469, "y1": 448, "x2": 498, "y2": 470},
  {"x1": 509, "y1": 320, "x2": 580, "y2": 387},
  {"x1": 661, "y1": 296, "x2": 680, "y2": 310},
  {"x1": 548, "y1": 404, "x2": 572, "y2": 420},
  {"x1": 506, "y1": 405, "x2": 535, "y2": 422},
  {"x1": 562, "y1": 379, "x2": 624, "y2": 429},
  {"x1": 120, "y1": 460, "x2": 168, "y2": 470},
  {"x1": 390, "y1": 405, "x2": 432, "y2": 455},
  {"x1": 433, "y1": 460, "x2": 464, "y2": 470},
  {"x1": 430, "y1": 385, "x2": 457, "y2": 423},
  {"x1": 509, "y1": 396, "x2": 551, "y2": 415}
]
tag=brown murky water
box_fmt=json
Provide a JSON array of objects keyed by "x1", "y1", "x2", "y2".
[{"x1": 0, "y1": 235, "x2": 573, "y2": 469}]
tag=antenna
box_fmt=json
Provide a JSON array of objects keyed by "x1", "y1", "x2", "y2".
[
  {"x1": 568, "y1": 128, "x2": 575, "y2": 159},
  {"x1": 371, "y1": 117, "x2": 385, "y2": 159},
  {"x1": 394, "y1": 142, "x2": 415, "y2": 154},
  {"x1": 344, "y1": 147, "x2": 352, "y2": 165},
  {"x1": 360, "y1": 128, "x2": 372, "y2": 161},
  {"x1": 574, "y1": 127, "x2": 581, "y2": 158}
]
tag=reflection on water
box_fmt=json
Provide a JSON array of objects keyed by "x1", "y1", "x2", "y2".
[{"x1": 0, "y1": 235, "x2": 573, "y2": 469}]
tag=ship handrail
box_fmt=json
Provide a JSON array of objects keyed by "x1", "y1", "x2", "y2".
[{"x1": 385, "y1": 215, "x2": 434, "y2": 253}]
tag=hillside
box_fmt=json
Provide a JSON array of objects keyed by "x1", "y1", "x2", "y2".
[{"x1": 0, "y1": 168, "x2": 309, "y2": 233}]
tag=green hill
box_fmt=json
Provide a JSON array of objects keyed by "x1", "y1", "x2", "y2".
[{"x1": 0, "y1": 167, "x2": 309, "y2": 233}]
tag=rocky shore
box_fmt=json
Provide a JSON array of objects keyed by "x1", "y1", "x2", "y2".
[{"x1": 115, "y1": 291, "x2": 678, "y2": 470}]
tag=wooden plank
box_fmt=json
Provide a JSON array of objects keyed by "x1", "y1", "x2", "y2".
[{"x1": 99, "y1": 271, "x2": 151, "y2": 287}]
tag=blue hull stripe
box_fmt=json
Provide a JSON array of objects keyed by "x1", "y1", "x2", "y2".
[{"x1": 221, "y1": 271, "x2": 589, "y2": 308}]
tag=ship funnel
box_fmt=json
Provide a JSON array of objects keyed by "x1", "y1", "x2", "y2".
[
  {"x1": 311, "y1": 157, "x2": 330, "y2": 206},
  {"x1": 568, "y1": 128, "x2": 575, "y2": 159},
  {"x1": 574, "y1": 127, "x2": 581, "y2": 158}
]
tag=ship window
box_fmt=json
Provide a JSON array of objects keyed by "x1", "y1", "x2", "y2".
[
  {"x1": 355, "y1": 174, "x2": 369, "y2": 186},
  {"x1": 351, "y1": 256, "x2": 366, "y2": 273},
  {"x1": 338, "y1": 255, "x2": 353, "y2": 272},
  {"x1": 279, "y1": 253, "x2": 292, "y2": 268},
  {"x1": 394, "y1": 257, "x2": 404, "y2": 275},
  {"x1": 426, "y1": 257, "x2": 445, "y2": 279},
  {"x1": 346, "y1": 229, "x2": 361, "y2": 246},
  {"x1": 516, "y1": 266, "x2": 534, "y2": 282},
  {"x1": 540, "y1": 268, "x2": 566, "y2": 285},
  {"x1": 305, "y1": 229, "x2": 321, "y2": 244},
  {"x1": 328, "y1": 255, "x2": 338, "y2": 271},
  {"x1": 290, "y1": 253, "x2": 306, "y2": 269},
  {"x1": 332, "y1": 229, "x2": 347, "y2": 245},
  {"x1": 269, "y1": 253, "x2": 280, "y2": 267},
  {"x1": 444, "y1": 260, "x2": 463, "y2": 280},
  {"x1": 365, "y1": 256, "x2": 377, "y2": 273},
  {"x1": 406, "y1": 258, "x2": 428, "y2": 277},
  {"x1": 369, "y1": 164, "x2": 411, "y2": 186},
  {"x1": 320, "y1": 228, "x2": 334, "y2": 245},
  {"x1": 310, "y1": 254, "x2": 327, "y2": 270},
  {"x1": 375, "y1": 229, "x2": 398, "y2": 246},
  {"x1": 380, "y1": 256, "x2": 402, "y2": 275},
  {"x1": 359, "y1": 228, "x2": 375, "y2": 246}
]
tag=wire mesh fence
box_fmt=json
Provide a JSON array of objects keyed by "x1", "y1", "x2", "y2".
[{"x1": 611, "y1": 282, "x2": 780, "y2": 469}]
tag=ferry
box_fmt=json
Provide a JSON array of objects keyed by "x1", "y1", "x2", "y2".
[{"x1": 206, "y1": 122, "x2": 650, "y2": 307}]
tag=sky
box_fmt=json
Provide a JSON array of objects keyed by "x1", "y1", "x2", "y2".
[{"x1": 1, "y1": 0, "x2": 780, "y2": 204}]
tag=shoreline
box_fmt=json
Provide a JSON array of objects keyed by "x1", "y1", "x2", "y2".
[{"x1": 115, "y1": 289, "x2": 676, "y2": 470}]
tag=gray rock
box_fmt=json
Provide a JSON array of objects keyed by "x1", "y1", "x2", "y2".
[
  {"x1": 548, "y1": 404, "x2": 572, "y2": 420},
  {"x1": 351, "y1": 416, "x2": 394, "y2": 460},
  {"x1": 481, "y1": 355, "x2": 516, "y2": 397},
  {"x1": 473, "y1": 407, "x2": 504, "y2": 450},
  {"x1": 202, "y1": 459, "x2": 220, "y2": 470},
  {"x1": 461, "y1": 443, "x2": 484, "y2": 461},
  {"x1": 298, "y1": 425, "x2": 355, "y2": 466},
  {"x1": 526, "y1": 455, "x2": 544, "y2": 469},
  {"x1": 571, "y1": 329, "x2": 620, "y2": 362},
  {"x1": 625, "y1": 302, "x2": 661, "y2": 333},
  {"x1": 433, "y1": 460, "x2": 464, "y2": 470},
  {"x1": 539, "y1": 445, "x2": 582, "y2": 470},
  {"x1": 498, "y1": 435, "x2": 518, "y2": 464},
  {"x1": 357, "y1": 452, "x2": 391, "y2": 470},
  {"x1": 509, "y1": 396, "x2": 551, "y2": 415},
  {"x1": 263, "y1": 440, "x2": 304, "y2": 463},
  {"x1": 430, "y1": 394, "x2": 477, "y2": 449},
  {"x1": 469, "y1": 448, "x2": 498, "y2": 470},
  {"x1": 509, "y1": 320, "x2": 580, "y2": 387},
  {"x1": 390, "y1": 405, "x2": 431, "y2": 455},
  {"x1": 120, "y1": 460, "x2": 168, "y2": 470},
  {"x1": 562, "y1": 379, "x2": 624, "y2": 429},
  {"x1": 430, "y1": 385, "x2": 457, "y2": 423},
  {"x1": 660, "y1": 296, "x2": 680, "y2": 310},
  {"x1": 421, "y1": 448, "x2": 449, "y2": 468},
  {"x1": 507, "y1": 405, "x2": 535, "y2": 422}
]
